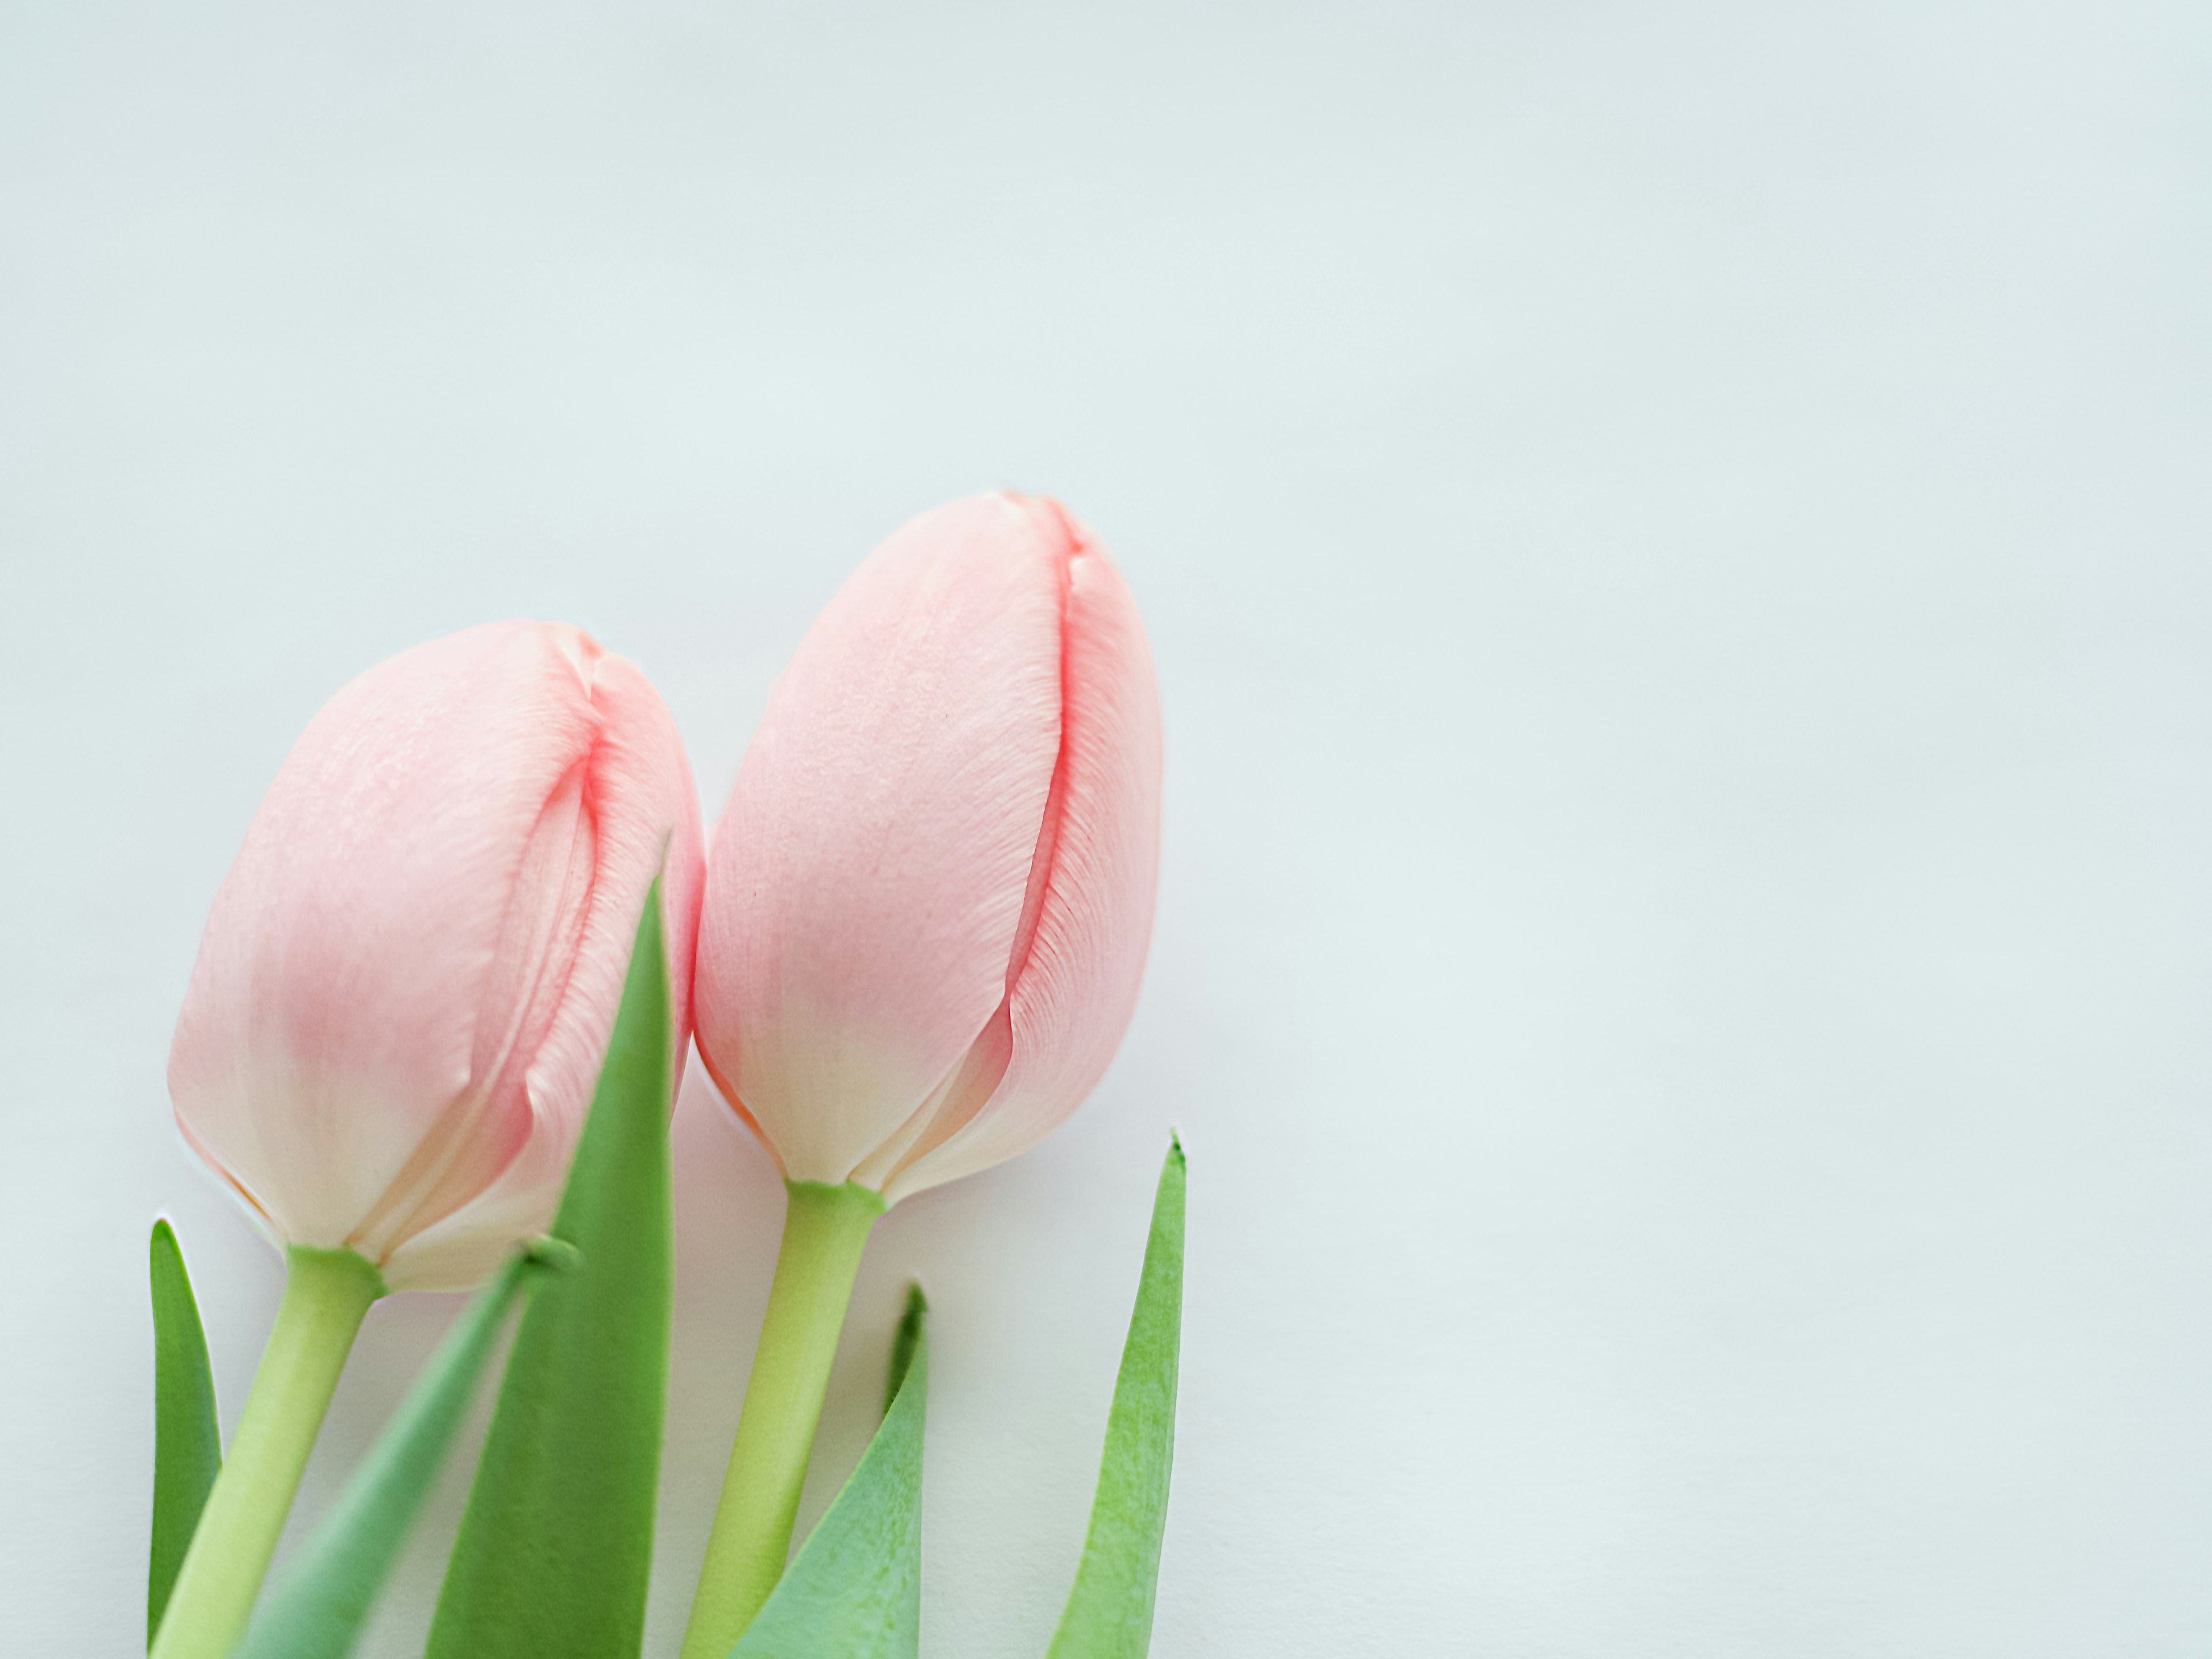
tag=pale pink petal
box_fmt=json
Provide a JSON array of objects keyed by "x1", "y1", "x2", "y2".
[
  {"x1": 885, "y1": 512, "x2": 1163, "y2": 1199},
  {"x1": 171, "y1": 623, "x2": 598, "y2": 1255},
  {"x1": 695, "y1": 495, "x2": 1069, "y2": 1183},
  {"x1": 384, "y1": 656, "x2": 704, "y2": 1289},
  {"x1": 501, "y1": 651, "x2": 706, "y2": 1161},
  {"x1": 169, "y1": 622, "x2": 704, "y2": 1290}
]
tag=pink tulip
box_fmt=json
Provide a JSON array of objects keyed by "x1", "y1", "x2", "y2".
[
  {"x1": 694, "y1": 493, "x2": 1163, "y2": 1203},
  {"x1": 680, "y1": 494, "x2": 1162, "y2": 1657},
  {"x1": 169, "y1": 620, "x2": 705, "y2": 1293}
]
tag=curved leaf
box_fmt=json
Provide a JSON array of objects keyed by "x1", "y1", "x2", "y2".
[
  {"x1": 233, "y1": 1239, "x2": 575, "y2": 1659},
  {"x1": 149, "y1": 1219, "x2": 222, "y2": 1648},
  {"x1": 425, "y1": 881, "x2": 676, "y2": 1659},
  {"x1": 1046, "y1": 1137, "x2": 1185, "y2": 1659},
  {"x1": 728, "y1": 1283, "x2": 931, "y2": 1659}
]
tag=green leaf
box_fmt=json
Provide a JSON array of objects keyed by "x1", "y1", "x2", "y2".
[
  {"x1": 149, "y1": 1219, "x2": 222, "y2": 1649},
  {"x1": 425, "y1": 880, "x2": 677, "y2": 1659},
  {"x1": 232, "y1": 1239, "x2": 577, "y2": 1659},
  {"x1": 882, "y1": 1281, "x2": 926, "y2": 1415},
  {"x1": 1045, "y1": 1137, "x2": 1186, "y2": 1659},
  {"x1": 728, "y1": 1283, "x2": 930, "y2": 1659}
]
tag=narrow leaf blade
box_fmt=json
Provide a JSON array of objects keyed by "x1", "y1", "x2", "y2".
[
  {"x1": 729, "y1": 1285, "x2": 930, "y2": 1659},
  {"x1": 425, "y1": 881, "x2": 676, "y2": 1659},
  {"x1": 233, "y1": 1240, "x2": 574, "y2": 1659},
  {"x1": 149, "y1": 1219, "x2": 223, "y2": 1649},
  {"x1": 1046, "y1": 1137, "x2": 1186, "y2": 1659},
  {"x1": 883, "y1": 1282, "x2": 927, "y2": 1415}
]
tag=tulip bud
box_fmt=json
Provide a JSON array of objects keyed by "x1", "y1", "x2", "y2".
[
  {"x1": 694, "y1": 492, "x2": 1162, "y2": 1203},
  {"x1": 168, "y1": 620, "x2": 704, "y2": 1292}
]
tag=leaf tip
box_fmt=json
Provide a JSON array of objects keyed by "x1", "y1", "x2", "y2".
[
  {"x1": 884, "y1": 1281, "x2": 929, "y2": 1415},
  {"x1": 521, "y1": 1235, "x2": 584, "y2": 1276}
]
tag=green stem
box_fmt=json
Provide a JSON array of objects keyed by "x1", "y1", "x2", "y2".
[
  {"x1": 150, "y1": 1245, "x2": 384, "y2": 1659},
  {"x1": 680, "y1": 1180, "x2": 882, "y2": 1659}
]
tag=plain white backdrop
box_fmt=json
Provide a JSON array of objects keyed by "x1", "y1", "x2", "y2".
[{"x1": 3, "y1": 2, "x2": 2208, "y2": 1653}]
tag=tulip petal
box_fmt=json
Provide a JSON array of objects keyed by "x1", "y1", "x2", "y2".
[
  {"x1": 389, "y1": 654, "x2": 704, "y2": 1290},
  {"x1": 170, "y1": 623, "x2": 704, "y2": 1292},
  {"x1": 885, "y1": 515, "x2": 1163, "y2": 1200},
  {"x1": 697, "y1": 495, "x2": 1069, "y2": 1184},
  {"x1": 171, "y1": 624, "x2": 597, "y2": 1256}
]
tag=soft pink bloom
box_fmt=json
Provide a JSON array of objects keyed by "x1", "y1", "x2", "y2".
[
  {"x1": 169, "y1": 621, "x2": 704, "y2": 1291},
  {"x1": 694, "y1": 493, "x2": 1162, "y2": 1203}
]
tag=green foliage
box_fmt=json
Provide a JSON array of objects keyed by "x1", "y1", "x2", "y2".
[
  {"x1": 729, "y1": 1283, "x2": 931, "y2": 1659},
  {"x1": 1046, "y1": 1138, "x2": 1187, "y2": 1659},
  {"x1": 232, "y1": 1240, "x2": 575, "y2": 1659},
  {"x1": 148, "y1": 1219, "x2": 222, "y2": 1649},
  {"x1": 425, "y1": 880, "x2": 677, "y2": 1659},
  {"x1": 883, "y1": 1282, "x2": 927, "y2": 1414}
]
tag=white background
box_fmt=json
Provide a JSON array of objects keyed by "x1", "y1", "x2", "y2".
[{"x1": 3, "y1": 2, "x2": 2208, "y2": 1653}]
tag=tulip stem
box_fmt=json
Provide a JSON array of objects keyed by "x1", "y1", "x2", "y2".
[
  {"x1": 680, "y1": 1179, "x2": 884, "y2": 1659},
  {"x1": 149, "y1": 1245, "x2": 384, "y2": 1659}
]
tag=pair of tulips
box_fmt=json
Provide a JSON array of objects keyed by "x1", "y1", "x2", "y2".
[{"x1": 154, "y1": 493, "x2": 1163, "y2": 1659}]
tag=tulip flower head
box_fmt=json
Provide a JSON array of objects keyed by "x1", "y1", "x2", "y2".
[
  {"x1": 695, "y1": 493, "x2": 1162, "y2": 1202},
  {"x1": 169, "y1": 620, "x2": 704, "y2": 1291}
]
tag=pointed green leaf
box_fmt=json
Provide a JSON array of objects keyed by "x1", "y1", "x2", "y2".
[
  {"x1": 425, "y1": 881, "x2": 676, "y2": 1659},
  {"x1": 729, "y1": 1283, "x2": 930, "y2": 1659},
  {"x1": 1046, "y1": 1137, "x2": 1186, "y2": 1659},
  {"x1": 232, "y1": 1239, "x2": 577, "y2": 1659},
  {"x1": 882, "y1": 1282, "x2": 927, "y2": 1415},
  {"x1": 149, "y1": 1219, "x2": 222, "y2": 1649}
]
